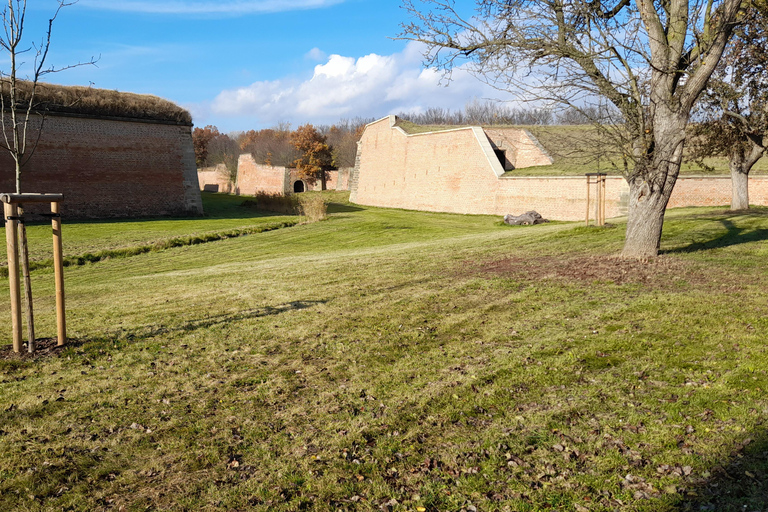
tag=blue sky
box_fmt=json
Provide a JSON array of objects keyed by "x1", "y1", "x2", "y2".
[{"x1": 16, "y1": 0, "x2": 512, "y2": 132}]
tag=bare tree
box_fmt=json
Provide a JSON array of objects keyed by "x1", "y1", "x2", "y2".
[
  {"x1": 0, "y1": 0, "x2": 94, "y2": 351},
  {"x1": 402, "y1": 0, "x2": 747, "y2": 258},
  {"x1": 688, "y1": 2, "x2": 768, "y2": 210},
  {"x1": 397, "y1": 99, "x2": 555, "y2": 125}
]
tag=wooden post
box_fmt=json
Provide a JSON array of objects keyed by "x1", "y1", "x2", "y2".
[
  {"x1": 585, "y1": 175, "x2": 591, "y2": 226},
  {"x1": 52, "y1": 201, "x2": 66, "y2": 346},
  {"x1": 600, "y1": 175, "x2": 607, "y2": 226},
  {"x1": 17, "y1": 205, "x2": 35, "y2": 353},
  {"x1": 595, "y1": 177, "x2": 601, "y2": 226},
  {"x1": 4, "y1": 202, "x2": 22, "y2": 352}
]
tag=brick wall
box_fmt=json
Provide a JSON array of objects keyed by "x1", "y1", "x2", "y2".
[
  {"x1": 335, "y1": 168, "x2": 353, "y2": 191},
  {"x1": 483, "y1": 128, "x2": 554, "y2": 168},
  {"x1": 236, "y1": 155, "x2": 289, "y2": 196},
  {"x1": 236, "y1": 155, "x2": 352, "y2": 195},
  {"x1": 355, "y1": 117, "x2": 509, "y2": 215},
  {"x1": 198, "y1": 164, "x2": 235, "y2": 194},
  {"x1": 353, "y1": 117, "x2": 768, "y2": 220},
  {"x1": 0, "y1": 113, "x2": 203, "y2": 219}
]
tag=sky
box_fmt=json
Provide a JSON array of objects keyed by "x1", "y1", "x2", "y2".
[{"x1": 14, "y1": 0, "x2": 518, "y2": 133}]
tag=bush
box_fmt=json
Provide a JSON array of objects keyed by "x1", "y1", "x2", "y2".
[
  {"x1": 298, "y1": 194, "x2": 328, "y2": 222},
  {"x1": 245, "y1": 193, "x2": 299, "y2": 215}
]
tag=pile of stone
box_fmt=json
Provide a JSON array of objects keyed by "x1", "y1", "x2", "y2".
[{"x1": 503, "y1": 211, "x2": 547, "y2": 226}]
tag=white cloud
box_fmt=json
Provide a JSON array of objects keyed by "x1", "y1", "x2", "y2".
[
  {"x1": 305, "y1": 48, "x2": 327, "y2": 62},
  {"x1": 209, "y1": 42, "x2": 523, "y2": 128},
  {"x1": 78, "y1": 0, "x2": 345, "y2": 15}
]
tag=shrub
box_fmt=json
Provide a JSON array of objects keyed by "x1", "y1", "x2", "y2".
[
  {"x1": 245, "y1": 193, "x2": 299, "y2": 215},
  {"x1": 298, "y1": 194, "x2": 328, "y2": 223}
]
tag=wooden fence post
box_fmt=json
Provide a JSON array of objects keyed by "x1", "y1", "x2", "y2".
[
  {"x1": 600, "y1": 175, "x2": 607, "y2": 226},
  {"x1": 52, "y1": 201, "x2": 66, "y2": 346},
  {"x1": 585, "y1": 175, "x2": 591, "y2": 226},
  {"x1": 4, "y1": 202, "x2": 22, "y2": 352}
]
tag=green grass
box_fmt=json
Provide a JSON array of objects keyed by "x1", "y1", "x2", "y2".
[
  {"x1": 1, "y1": 193, "x2": 768, "y2": 510},
  {"x1": 0, "y1": 192, "x2": 299, "y2": 275}
]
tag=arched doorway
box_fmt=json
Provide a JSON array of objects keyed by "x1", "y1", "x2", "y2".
[{"x1": 293, "y1": 181, "x2": 305, "y2": 193}]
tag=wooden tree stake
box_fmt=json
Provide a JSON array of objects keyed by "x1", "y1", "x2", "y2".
[
  {"x1": 17, "y1": 204, "x2": 35, "y2": 353},
  {"x1": 52, "y1": 201, "x2": 66, "y2": 345},
  {"x1": 585, "y1": 175, "x2": 591, "y2": 226},
  {"x1": 4, "y1": 202, "x2": 22, "y2": 352}
]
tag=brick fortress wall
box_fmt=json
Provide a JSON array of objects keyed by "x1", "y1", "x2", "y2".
[
  {"x1": 198, "y1": 164, "x2": 235, "y2": 194},
  {"x1": 0, "y1": 113, "x2": 203, "y2": 219},
  {"x1": 353, "y1": 117, "x2": 768, "y2": 220},
  {"x1": 236, "y1": 155, "x2": 289, "y2": 195},
  {"x1": 213, "y1": 154, "x2": 352, "y2": 196}
]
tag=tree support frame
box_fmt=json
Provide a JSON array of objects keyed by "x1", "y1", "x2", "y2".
[{"x1": 2, "y1": 193, "x2": 66, "y2": 352}]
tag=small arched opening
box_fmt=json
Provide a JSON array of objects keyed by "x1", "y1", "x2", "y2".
[{"x1": 293, "y1": 180, "x2": 306, "y2": 193}]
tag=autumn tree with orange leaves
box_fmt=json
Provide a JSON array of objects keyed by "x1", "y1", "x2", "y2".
[
  {"x1": 192, "y1": 125, "x2": 220, "y2": 167},
  {"x1": 290, "y1": 124, "x2": 334, "y2": 190}
]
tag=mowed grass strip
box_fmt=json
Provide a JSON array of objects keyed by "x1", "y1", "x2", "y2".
[
  {"x1": 0, "y1": 192, "x2": 299, "y2": 269},
  {"x1": 0, "y1": 195, "x2": 767, "y2": 511}
]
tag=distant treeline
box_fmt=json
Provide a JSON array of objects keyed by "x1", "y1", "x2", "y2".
[
  {"x1": 195, "y1": 101, "x2": 611, "y2": 173},
  {"x1": 397, "y1": 100, "x2": 619, "y2": 126}
]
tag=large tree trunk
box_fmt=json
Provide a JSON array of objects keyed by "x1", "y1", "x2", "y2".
[
  {"x1": 730, "y1": 164, "x2": 749, "y2": 210},
  {"x1": 728, "y1": 143, "x2": 764, "y2": 211},
  {"x1": 621, "y1": 116, "x2": 686, "y2": 259},
  {"x1": 622, "y1": 177, "x2": 672, "y2": 259}
]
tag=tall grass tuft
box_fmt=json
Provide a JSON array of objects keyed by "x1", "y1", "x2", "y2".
[
  {"x1": 298, "y1": 193, "x2": 328, "y2": 222},
  {"x1": 244, "y1": 193, "x2": 299, "y2": 215}
]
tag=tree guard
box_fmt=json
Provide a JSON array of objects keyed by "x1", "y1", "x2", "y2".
[
  {"x1": 2, "y1": 193, "x2": 66, "y2": 352},
  {"x1": 585, "y1": 174, "x2": 607, "y2": 227}
]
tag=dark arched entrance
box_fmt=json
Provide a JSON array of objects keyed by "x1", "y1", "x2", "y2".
[{"x1": 293, "y1": 181, "x2": 305, "y2": 193}]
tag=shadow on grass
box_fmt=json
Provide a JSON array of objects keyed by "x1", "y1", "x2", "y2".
[
  {"x1": 676, "y1": 428, "x2": 768, "y2": 511},
  {"x1": 663, "y1": 219, "x2": 768, "y2": 254},
  {"x1": 0, "y1": 300, "x2": 327, "y2": 360},
  {"x1": 100, "y1": 300, "x2": 328, "y2": 349},
  {"x1": 327, "y1": 202, "x2": 364, "y2": 214}
]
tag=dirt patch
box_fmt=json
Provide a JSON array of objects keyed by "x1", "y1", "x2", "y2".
[
  {"x1": 0, "y1": 337, "x2": 78, "y2": 361},
  {"x1": 470, "y1": 254, "x2": 709, "y2": 288}
]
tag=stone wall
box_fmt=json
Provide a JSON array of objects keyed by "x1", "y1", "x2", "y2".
[
  {"x1": 484, "y1": 128, "x2": 554, "y2": 169},
  {"x1": 334, "y1": 168, "x2": 353, "y2": 191},
  {"x1": 354, "y1": 116, "x2": 507, "y2": 215},
  {"x1": 198, "y1": 164, "x2": 235, "y2": 194},
  {"x1": 0, "y1": 113, "x2": 202, "y2": 219},
  {"x1": 353, "y1": 116, "x2": 768, "y2": 220},
  {"x1": 235, "y1": 154, "x2": 351, "y2": 195},
  {"x1": 237, "y1": 155, "x2": 290, "y2": 196}
]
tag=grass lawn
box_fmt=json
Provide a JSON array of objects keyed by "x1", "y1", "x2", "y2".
[
  {"x1": 0, "y1": 192, "x2": 299, "y2": 276},
  {"x1": 1, "y1": 192, "x2": 768, "y2": 511}
]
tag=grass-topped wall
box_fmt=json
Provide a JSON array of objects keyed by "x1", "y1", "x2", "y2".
[{"x1": 0, "y1": 81, "x2": 192, "y2": 125}]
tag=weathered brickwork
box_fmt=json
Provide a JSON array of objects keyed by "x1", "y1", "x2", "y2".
[
  {"x1": 0, "y1": 113, "x2": 203, "y2": 219},
  {"x1": 484, "y1": 128, "x2": 554, "y2": 168},
  {"x1": 232, "y1": 154, "x2": 351, "y2": 195},
  {"x1": 354, "y1": 116, "x2": 518, "y2": 215},
  {"x1": 236, "y1": 155, "x2": 289, "y2": 196},
  {"x1": 354, "y1": 116, "x2": 768, "y2": 220},
  {"x1": 198, "y1": 164, "x2": 235, "y2": 194},
  {"x1": 334, "y1": 168, "x2": 353, "y2": 191}
]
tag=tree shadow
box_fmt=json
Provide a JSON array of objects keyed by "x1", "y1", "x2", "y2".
[
  {"x1": 675, "y1": 428, "x2": 768, "y2": 511},
  {"x1": 115, "y1": 299, "x2": 327, "y2": 343},
  {"x1": 0, "y1": 300, "x2": 327, "y2": 358},
  {"x1": 327, "y1": 202, "x2": 364, "y2": 214},
  {"x1": 663, "y1": 219, "x2": 768, "y2": 254}
]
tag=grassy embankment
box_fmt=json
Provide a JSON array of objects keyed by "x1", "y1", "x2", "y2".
[
  {"x1": 1, "y1": 191, "x2": 768, "y2": 511},
  {"x1": 395, "y1": 120, "x2": 768, "y2": 177},
  {"x1": 0, "y1": 193, "x2": 299, "y2": 277}
]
